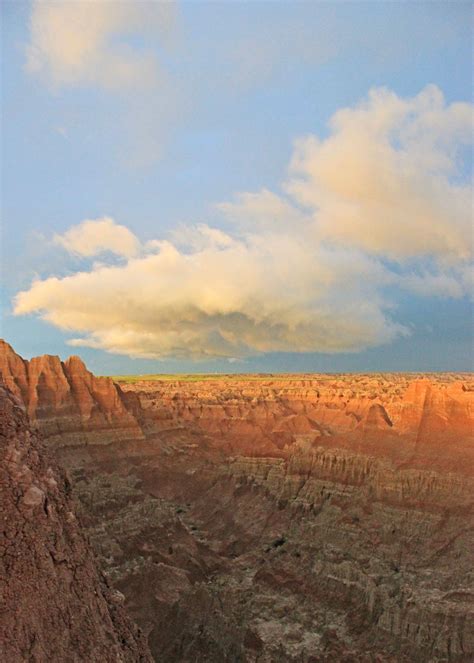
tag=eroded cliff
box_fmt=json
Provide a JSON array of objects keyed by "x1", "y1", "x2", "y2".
[
  {"x1": 0, "y1": 384, "x2": 152, "y2": 662},
  {"x1": 0, "y1": 339, "x2": 143, "y2": 445}
]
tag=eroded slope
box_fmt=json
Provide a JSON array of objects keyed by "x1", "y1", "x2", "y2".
[{"x1": 0, "y1": 385, "x2": 152, "y2": 662}]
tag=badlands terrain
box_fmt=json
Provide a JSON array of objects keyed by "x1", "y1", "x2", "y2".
[{"x1": 1, "y1": 338, "x2": 473, "y2": 662}]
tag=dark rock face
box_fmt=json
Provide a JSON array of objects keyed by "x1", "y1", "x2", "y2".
[
  {"x1": 0, "y1": 339, "x2": 144, "y2": 445},
  {"x1": 0, "y1": 385, "x2": 152, "y2": 663}
]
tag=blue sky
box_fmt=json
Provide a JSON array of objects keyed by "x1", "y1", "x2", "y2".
[{"x1": 1, "y1": 1, "x2": 472, "y2": 374}]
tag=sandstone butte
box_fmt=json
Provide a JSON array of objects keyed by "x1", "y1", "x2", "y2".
[{"x1": 0, "y1": 337, "x2": 473, "y2": 662}]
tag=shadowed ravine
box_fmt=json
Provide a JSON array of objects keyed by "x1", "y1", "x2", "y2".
[{"x1": 1, "y1": 339, "x2": 473, "y2": 662}]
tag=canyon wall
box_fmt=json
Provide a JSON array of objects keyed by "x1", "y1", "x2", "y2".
[{"x1": 0, "y1": 384, "x2": 152, "y2": 662}]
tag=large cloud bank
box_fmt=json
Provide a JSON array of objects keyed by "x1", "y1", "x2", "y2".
[
  {"x1": 14, "y1": 87, "x2": 472, "y2": 360},
  {"x1": 287, "y1": 86, "x2": 471, "y2": 262}
]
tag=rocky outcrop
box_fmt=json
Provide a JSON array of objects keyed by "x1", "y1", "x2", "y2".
[
  {"x1": 397, "y1": 379, "x2": 474, "y2": 441},
  {"x1": 357, "y1": 402, "x2": 392, "y2": 431},
  {"x1": 1, "y1": 340, "x2": 473, "y2": 661},
  {"x1": 0, "y1": 340, "x2": 144, "y2": 445},
  {"x1": 0, "y1": 385, "x2": 152, "y2": 662}
]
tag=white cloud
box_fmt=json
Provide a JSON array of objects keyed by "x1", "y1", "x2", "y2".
[
  {"x1": 14, "y1": 223, "x2": 404, "y2": 360},
  {"x1": 26, "y1": 1, "x2": 177, "y2": 89},
  {"x1": 286, "y1": 85, "x2": 472, "y2": 263},
  {"x1": 217, "y1": 189, "x2": 308, "y2": 231},
  {"x1": 401, "y1": 272, "x2": 464, "y2": 299},
  {"x1": 13, "y1": 87, "x2": 472, "y2": 360},
  {"x1": 53, "y1": 217, "x2": 141, "y2": 258},
  {"x1": 401, "y1": 264, "x2": 473, "y2": 300}
]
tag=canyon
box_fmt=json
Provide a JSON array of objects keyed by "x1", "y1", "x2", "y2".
[{"x1": 0, "y1": 338, "x2": 473, "y2": 662}]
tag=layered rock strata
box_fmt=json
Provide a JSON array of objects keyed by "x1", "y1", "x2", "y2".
[
  {"x1": 0, "y1": 384, "x2": 152, "y2": 663},
  {"x1": 1, "y1": 339, "x2": 473, "y2": 661},
  {"x1": 0, "y1": 339, "x2": 143, "y2": 445}
]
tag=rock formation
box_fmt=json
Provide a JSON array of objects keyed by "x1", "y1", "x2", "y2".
[
  {"x1": 79, "y1": 373, "x2": 474, "y2": 661},
  {"x1": 1, "y1": 339, "x2": 473, "y2": 662},
  {"x1": 0, "y1": 384, "x2": 152, "y2": 662},
  {"x1": 0, "y1": 339, "x2": 143, "y2": 445}
]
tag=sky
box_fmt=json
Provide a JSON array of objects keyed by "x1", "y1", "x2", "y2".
[{"x1": 1, "y1": 0, "x2": 472, "y2": 375}]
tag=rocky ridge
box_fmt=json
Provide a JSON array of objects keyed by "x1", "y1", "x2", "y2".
[{"x1": 0, "y1": 339, "x2": 143, "y2": 446}]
